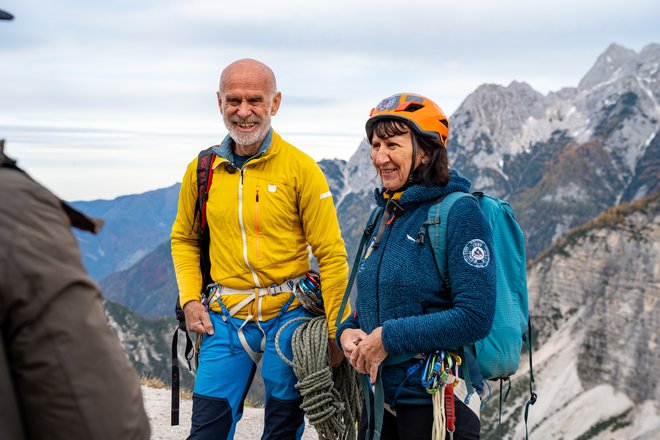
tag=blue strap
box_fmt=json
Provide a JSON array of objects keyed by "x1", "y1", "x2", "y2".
[{"x1": 391, "y1": 360, "x2": 424, "y2": 409}]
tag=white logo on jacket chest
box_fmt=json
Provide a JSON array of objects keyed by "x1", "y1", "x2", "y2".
[{"x1": 463, "y1": 239, "x2": 490, "y2": 268}]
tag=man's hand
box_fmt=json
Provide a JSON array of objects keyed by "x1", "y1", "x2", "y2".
[
  {"x1": 183, "y1": 300, "x2": 214, "y2": 335},
  {"x1": 328, "y1": 339, "x2": 345, "y2": 368},
  {"x1": 351, "y1": 327, "x2": 387, "y2": 384}
]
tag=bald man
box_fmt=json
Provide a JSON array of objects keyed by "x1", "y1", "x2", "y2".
[{"x1": 171, "y1": 59, "x2": 350, "y2": 439}]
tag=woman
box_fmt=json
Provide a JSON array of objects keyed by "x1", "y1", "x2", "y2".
[{"x1": 337, "y1": 93, "x2": 496, "y2": 440}]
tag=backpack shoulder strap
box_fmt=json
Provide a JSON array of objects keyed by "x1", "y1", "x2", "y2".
[
  {"x1": 196, "y1": 147, "x2": 216, "y2": 235},
  {"x1": 175, "y1": 146, "x2": 216, "y2": 325},
  {"x1": 197, "y1": 147, "x2": 216, "y2": 290},
  {"x1": 335, "y1": 205, "x2": 384, "y2": 328},
  {"x1": 426, "y1": 191, "x2": 475, "y2": 282}
]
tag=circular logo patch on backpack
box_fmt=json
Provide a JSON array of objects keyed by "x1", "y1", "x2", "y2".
[{"x1": 463, "y1": 239, "x2": 490, "y2": 268}]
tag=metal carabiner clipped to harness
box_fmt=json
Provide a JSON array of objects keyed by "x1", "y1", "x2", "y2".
[
  {"x1": 292, "y1": 270, "x2": 324, "y2": 315},
  {"x1": 421, "y1": 350, "x2": 445, "y2": 390}
]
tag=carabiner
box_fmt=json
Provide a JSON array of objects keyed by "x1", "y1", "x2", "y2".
[{"x1": 421, "y1": 350, "x2": 445, "y2": 390}]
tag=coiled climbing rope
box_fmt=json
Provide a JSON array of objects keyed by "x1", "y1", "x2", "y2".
[{"x1": 275, "y1": 315, "x2": 362, "y2": 440}]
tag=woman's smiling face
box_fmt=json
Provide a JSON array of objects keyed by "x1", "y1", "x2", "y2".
[{"x1": 370, "y1": 124, "x2": 426, "y2": 191}]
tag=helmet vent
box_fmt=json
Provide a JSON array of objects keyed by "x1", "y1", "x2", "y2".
[
  {"x1": 404, "y1": 103, "x2": 424, "y2": 112},
  {"x1": 439, "y1": 119, "x2": 449, "y2": 128}
]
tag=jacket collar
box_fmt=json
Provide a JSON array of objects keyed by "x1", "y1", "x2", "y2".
[
  {"x1": 374, "y1": 169, "x2": 472, "y2": 207},
  {"x1": 211, "y1": 128, "x2": 275, "y2": 163}
]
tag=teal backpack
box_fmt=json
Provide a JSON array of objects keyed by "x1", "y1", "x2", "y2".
[{"x1": 422, "y1": 191, "x2": 530, "y2": 382}]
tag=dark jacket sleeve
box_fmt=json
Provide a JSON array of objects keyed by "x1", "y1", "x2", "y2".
[
  {"x1": 0, "y1": 169, "x2": 150, "y2": 440},
  {"x1": 382, "y1": 197, "x2": 496, "y2": 355}
]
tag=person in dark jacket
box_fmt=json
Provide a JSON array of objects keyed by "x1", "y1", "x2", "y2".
[
  {"x1": 337, "y1": 93, "x2": 497, "y2": 440},
  {"x1": 0, "y1": 138, "x2": 151, "y2": 439}
]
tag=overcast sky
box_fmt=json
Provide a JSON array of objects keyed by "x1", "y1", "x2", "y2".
[{"x1": 1, "y1": 0, "x2": 659, "y2": 200}]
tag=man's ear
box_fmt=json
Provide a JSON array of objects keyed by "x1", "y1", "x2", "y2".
[
  {"x1": 216, "y1": 91, "x2": 223, "y2": 114},
  {"x1": 270, "y1": 91, "x2": 282, "y2": 116}
]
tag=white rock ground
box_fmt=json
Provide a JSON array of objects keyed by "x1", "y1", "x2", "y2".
[{"x1": 142, "y1": 386, "x2": 319, "y2": 440}]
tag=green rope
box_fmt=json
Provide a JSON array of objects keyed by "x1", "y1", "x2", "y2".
[{"x1": 275, "y1": 316, "x2": 362, "y2": 440}]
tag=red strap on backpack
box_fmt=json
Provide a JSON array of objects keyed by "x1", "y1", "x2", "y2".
[{"x1": 196, "y1": 149, "x2": 216, "y2": 233}]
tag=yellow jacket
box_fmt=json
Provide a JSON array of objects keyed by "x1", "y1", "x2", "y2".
[{"x1": 171, "y1": 130, "x2": 349, "y2": 337}]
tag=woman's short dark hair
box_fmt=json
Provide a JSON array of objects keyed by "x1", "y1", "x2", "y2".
[{"x1": 370, "y1": 119, "x2": 450, "y2": 187}]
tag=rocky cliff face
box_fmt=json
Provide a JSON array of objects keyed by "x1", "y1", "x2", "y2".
[
  {"x1": 102, "y1": 300, "x2": 188, "y2": 387},
  {"x1": 486, "y1": 192, "x2": 660, "y2": 439}
]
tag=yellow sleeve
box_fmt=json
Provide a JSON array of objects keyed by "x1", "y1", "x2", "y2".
[
  {"x1": 298, "y1": 160, "x2": 350, "y2": 338},
  {"x1": 170, "y1": 157, "x2": 203, "y2": 307}
]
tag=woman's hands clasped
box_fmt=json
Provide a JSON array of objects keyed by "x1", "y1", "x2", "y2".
[{"x1": 340, "y1": 327, "x2": 388, "y2": 384}]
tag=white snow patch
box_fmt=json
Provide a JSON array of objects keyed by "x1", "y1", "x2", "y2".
[{"x1": 644, "y1": 131, "x2": 656, "y2": 147}]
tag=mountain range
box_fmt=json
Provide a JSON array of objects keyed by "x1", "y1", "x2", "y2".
[{"x1": 69, "y1": 42, "x2": 658, "y2": 438}]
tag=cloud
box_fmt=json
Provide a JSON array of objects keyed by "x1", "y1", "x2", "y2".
[{"x1": 1, "y1": 0, "x2": 659, "y2": 200}]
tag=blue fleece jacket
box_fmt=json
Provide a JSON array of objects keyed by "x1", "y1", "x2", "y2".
[{"x1": 337, "y1": 169, "x2": 496, "y2": 405}]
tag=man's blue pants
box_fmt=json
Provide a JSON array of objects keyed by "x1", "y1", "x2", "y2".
[{"x1": 188, "y1": 305, "x2": 312, "y2": 440}]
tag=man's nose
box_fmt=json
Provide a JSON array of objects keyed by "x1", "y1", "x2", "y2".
[{"x1": 236, "y1": 101, "x2": 252, "y2": 118}]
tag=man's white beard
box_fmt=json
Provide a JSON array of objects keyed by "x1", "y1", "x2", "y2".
[{"x1": 224, "y1": 112, "x2": 272, "y2": 149}]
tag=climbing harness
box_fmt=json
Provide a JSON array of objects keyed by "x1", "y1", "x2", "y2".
[
  {"x1": 275, "y1": 316, "x2": 361, "y2": 440},
  {"x1": 203, "y1": 273, "x2": 321, "y2": 364}
]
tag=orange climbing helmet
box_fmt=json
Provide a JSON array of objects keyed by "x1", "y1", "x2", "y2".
[{"x1": 365, "y1": 93, "x2": 450, "y2": 147}]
